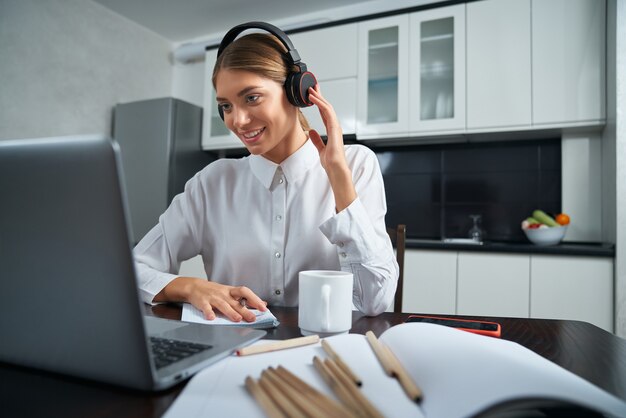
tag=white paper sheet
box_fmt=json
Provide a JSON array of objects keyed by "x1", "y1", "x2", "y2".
[
  {"x1": 181, "y1": 303, "x2": 279, "y2": 329},
  {"x1": 164, "y1": 323, "x2": 626, "y2": 418}
]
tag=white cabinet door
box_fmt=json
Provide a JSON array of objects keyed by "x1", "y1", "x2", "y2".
[
  {"x1": 457, "y1": 252, "x2": 530, "y2": 317},
  {"x1": 289, "y1": 23, "x2": 358, "y2": 81},
  {"x1": 530, "y1": 255, "x2": 613, "y2": 332},
  {"x1": 357, "y1": 15, "x2": 409, "y2": 139},
  {"x1": 301, "y1": 78, "x2": 357, "y2": 135},
  {"x1": 402, "y1": 250, "x2": 458, "y2": 314},
  {"x1": 532, "y1": 0, "x2": 606, "y2": 125},
  {"x1": 409, "y1": 4, "x2": 465, "y2": 133},
  {"x1": 201, "y1": 49, "x2": 243, "y2": 150},
  {"x1": 466, "y1": 0, "x2": 531, "y2": 130}
]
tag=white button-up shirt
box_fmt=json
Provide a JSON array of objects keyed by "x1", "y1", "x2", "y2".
[{"x1": 133, "y1": 140, "x2": 398, "y2": 315}]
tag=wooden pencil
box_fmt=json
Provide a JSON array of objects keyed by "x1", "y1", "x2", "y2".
[
  {"x1": 313, "y1": 356, "x2": 361, "y2": 415},
  {"x1": 383, "y1": 345, "x2": 423, "y2": 402},
  {"x1": 262, "y1": 369, "x2": 326, "y2": 418},
  {"x1": 365, "y1": 330, "x2": 423, "y2": 403},
  {"x1": 258, "y1": 372, "x2": 307, "y2": 418},
  {"x1": 321, "y1": 339, "x2": 363, "y2": 386},
  {"x1": 273, "y1": 366, "x2": 355, "y2": 418},
  {"x1": 236, "y1": 335, "x2": 320, "y2": 356},
  {"x1": 324, "y1": 358, "x2": 385, "y2": 418},
  {"x1": 365, "y1": 331, "x2": 394, "y2": 376},
  {"x1": 244, "y1": 376, "x2": 287, "y2": 418}
]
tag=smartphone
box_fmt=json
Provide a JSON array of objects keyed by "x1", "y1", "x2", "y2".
[{"x1": 405, "y1": 315, "x2": 501, "y2": 338}]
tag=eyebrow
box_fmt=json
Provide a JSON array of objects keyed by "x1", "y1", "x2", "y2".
[{"x1": 216, "y1": 85, "x2": 263, "y2": 102}]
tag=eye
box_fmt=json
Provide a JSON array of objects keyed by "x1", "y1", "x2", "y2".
[
  {"x1": 246, "y1": 94, "x2": 260, "y2": 104},
  {"x1": 218, "y1": 103, "x2": 231, "y2": 113}
]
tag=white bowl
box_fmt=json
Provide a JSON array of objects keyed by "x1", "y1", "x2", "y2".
[{"x1": 523, "y1": 225, "x2": 568, "y2": 246}]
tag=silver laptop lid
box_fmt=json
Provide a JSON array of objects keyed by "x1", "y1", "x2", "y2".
[{"x1": 0, "y1": 135, "x2": 264, "y2": 390}]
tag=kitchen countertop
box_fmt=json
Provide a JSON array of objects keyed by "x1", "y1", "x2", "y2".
[{"x1": 406, "y1": 238, "x2": 615, "y2": 257}]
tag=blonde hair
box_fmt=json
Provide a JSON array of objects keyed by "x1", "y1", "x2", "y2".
[{"x1": 212, "y1": 33, "x2": 311, "y2": 131}]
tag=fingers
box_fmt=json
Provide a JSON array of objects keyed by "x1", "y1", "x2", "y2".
[
  {"x1": 232, "y1": 286, "x2": 268, "y2": 321},
  {"x1": 193, "y1": 283, "x2": 268, "y2": 323},
  {"x1": 307, "y1": 87, "x2": 340, "y2": 129},
  {"x1": 309, "y1": 129, "x2": 325, "y2": 154},
  {"x1": 199, "y1": 302, "x2": 216, "y2": 321},
  {"x1": 308, "y1": 87, "x2": 342, "y2": 146},
  {"x1": 213, "y1": 298, "x2": 245, "y2": 322}
]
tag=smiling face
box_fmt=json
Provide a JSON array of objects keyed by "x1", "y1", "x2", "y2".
[{"x1": 215, "y1": 69, "x2": 307, "y2": 164}]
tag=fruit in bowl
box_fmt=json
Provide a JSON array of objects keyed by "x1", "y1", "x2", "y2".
[{"x1": 521, "y1": 210, "x2": 570, "y2": 246}]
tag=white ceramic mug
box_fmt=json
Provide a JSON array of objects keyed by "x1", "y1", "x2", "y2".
[{"x1": 298, "y1": 270, "x2": 353, "y2": 336}]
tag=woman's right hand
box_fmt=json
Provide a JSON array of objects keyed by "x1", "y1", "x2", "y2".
[{"x1": 153, "y1": 277, "x2": 267, "y2": 322}]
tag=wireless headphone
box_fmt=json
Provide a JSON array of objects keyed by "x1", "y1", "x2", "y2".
[{"x1": 216, "y1": 21, "x2": 317, "y2": 121}]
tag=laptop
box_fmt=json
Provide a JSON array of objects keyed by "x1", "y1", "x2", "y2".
[{"x1": 0, "y1": 135, "x2": 265, "y2": 391}]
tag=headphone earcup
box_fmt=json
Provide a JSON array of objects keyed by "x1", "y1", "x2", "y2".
[{"x1": 285, "y1": 71, "x2": 317, "y2": 107}]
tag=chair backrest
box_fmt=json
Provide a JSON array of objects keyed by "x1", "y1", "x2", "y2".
[{"x1": 387, "y1": 224, "x2": 406, "y2": 313}]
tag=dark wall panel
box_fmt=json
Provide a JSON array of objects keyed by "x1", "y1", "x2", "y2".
[{"x1": 376, "y1": 139, "x2": 562, "y2": 242}]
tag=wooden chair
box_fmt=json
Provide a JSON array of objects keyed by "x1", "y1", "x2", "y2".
[{"x1": 387, "y1": 224, "x2": 406, "y2": 313}]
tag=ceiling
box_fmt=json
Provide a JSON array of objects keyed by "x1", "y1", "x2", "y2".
[{"x1": 92, "y1": 0, "x2": 378, "y2": 43}]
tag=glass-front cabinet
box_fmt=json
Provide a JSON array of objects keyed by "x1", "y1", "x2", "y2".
[
  {"x1": 202, "y1": 49, "x2": 242, "y2": 150},
  {"x1": 409, "y1": 4, "x2": 465, "y2": 132},
  {"x1": 357, "y1": 15, "x2": 409, "y2": 139},
  {"x1": 357, "y1": 6, "x2": 465, "y2": 140}
]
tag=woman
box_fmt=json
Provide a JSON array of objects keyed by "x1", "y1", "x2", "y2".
[{"x1": 133, "y1": 30, "x2": 398, "y2": 322}]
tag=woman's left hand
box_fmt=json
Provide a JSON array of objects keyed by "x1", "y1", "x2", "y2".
[{"x1": 307, "y1": 85, "x2": 357, "y2": 212}]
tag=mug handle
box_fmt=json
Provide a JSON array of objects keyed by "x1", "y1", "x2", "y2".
[{"x1": 321, "y1": 283, "x2": 331, "y2": 332}]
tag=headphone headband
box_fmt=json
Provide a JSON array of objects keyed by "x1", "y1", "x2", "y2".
[{"x1": 217, "y1": 21, "x2": 302, "y2": 65}]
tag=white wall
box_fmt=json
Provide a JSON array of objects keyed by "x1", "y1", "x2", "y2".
[
  {"x1": 172, "y1": 61, "x2": 205, "y2": 107},
  {"x1": 613, "y1": 0, "x2": 626, "y2": 338},
  {"x1": 0, "y1": 0, "x2": 173, "y2": 141},
  {"x1": 562, "y1": 130, "x2": 603, "y2": 242}
]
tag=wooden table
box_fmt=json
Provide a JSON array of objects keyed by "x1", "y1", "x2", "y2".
[{"x1": 2, "y1": 304, "x2": 625, "y2": 418}]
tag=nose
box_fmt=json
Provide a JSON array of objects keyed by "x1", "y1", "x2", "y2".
[{"x1": 230, "y1": 106, "x2": 251, "y2": 129}]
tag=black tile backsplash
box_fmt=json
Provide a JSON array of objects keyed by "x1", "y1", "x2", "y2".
[{"x1": 376, "y1": 139, "x2": 562, "y2": 242}]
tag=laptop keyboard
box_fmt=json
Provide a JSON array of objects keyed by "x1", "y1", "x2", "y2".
[{"x1": 150, "y1": 337, "x2": 213, "y2": 370}]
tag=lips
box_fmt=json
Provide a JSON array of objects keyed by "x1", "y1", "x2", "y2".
[{"x1": 240, "y1": 127, "x2": 265, "y2": 144}]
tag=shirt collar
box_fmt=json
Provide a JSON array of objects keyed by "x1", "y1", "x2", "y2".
[
  {"x1": 248, "y1": 139, "x2": 319, "y2": 189},
  {"x1": 280, "y1": 139, "x2": 319, "y2": 184}
]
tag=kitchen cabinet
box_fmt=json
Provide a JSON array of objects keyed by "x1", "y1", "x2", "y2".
[
  {"x1": 531, "y1": 0, "x2": 606, "y2": 126},
  {"x1": 357, "y1": 15, "x2": 410, "y2": 139},
  {"x1": 357, "y1": 6, "x2": 465, "y2": 140},
  {"x1": 289, "y1": 24, "x2": 358, "y2": 81},
  {"x1": 402, "y1": 249, "x2": 614, "y2": 332},
  {"x1": 466, "y1": 0, "x2": 532, "y2": 130},
  {"x1": 202, "y1": 49, "x2": 242, "y2": 150},
  {"x1": 530, "y1": 255, "x2": 613, "y2": 331},
  {"x1": 292, "y1": 24, "x2": 359, "y2": 135},
  {"x1": 409, "y1": 4, "x2": 465, "y2": 133},
  {"x1": 201, "y1": 0, "x2": 607, "y2": 150},
  {"x1": 457, "y1": 252, "x2": 531, "y2": 317},
  {"x1": 402, "y1": 250, "x2": 457, "y2": 314}
]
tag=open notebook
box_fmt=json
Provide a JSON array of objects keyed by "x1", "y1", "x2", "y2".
[{"x1": 163, "y1": 322, "x2": 626, "y2": 417}]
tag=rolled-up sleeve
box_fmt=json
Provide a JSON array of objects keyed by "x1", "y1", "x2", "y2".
[
  {"x1": 133, "y1": 172, "x2": 207, "y2": 305},
  {"x1": 319, "y1": 147, "x2": 398, "y2": 316}
]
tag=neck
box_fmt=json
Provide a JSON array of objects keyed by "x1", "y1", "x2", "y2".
[{"x1": 263, "y1": 128, "x2": 309, "y2": 164}]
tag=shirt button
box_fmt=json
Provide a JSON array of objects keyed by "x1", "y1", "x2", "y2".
[
  {"x1": 340, "y1": 252, "x2": 347, "y2": 258},
  {"x1": 338, "y1": 242, "x2": 344, "y2": 248},
  {"x1": 278, "y1": 178, "x2": 284, "y2": 184},
  {"x1": 275, "y1": 289, "x2": 281, "y2": 295},
  {"x1": 275, "y1": 252, "x2": 281, "y2": 258},
  {"x1": 275, "y1": 215, "x2": 282, "y2": 221}
]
